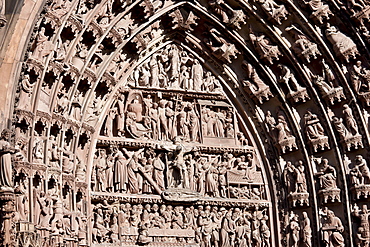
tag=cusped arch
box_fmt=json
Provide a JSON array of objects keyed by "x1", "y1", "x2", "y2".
[{"x1": 5, "y1": 0, "x2": 370, "y2": 246}]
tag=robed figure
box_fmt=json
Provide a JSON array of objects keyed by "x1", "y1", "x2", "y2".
[{"x1": 0, "y1": 129, "x2": 17, "y2": 189}]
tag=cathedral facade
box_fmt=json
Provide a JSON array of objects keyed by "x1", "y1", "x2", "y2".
[{"x1": 0, "y1": 0, "x2": 370, "y2": 246}]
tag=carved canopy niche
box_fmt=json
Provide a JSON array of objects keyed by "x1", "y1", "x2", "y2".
[{"x1": 5, "y1": 0, "x2": 370, "y2": 246}]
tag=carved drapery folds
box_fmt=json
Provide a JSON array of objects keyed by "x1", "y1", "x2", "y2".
[
  {"x1": 303, "y1": 110, "x2": 330, "y2": 152},
  {"x1": 8, "y1": 0, "x2": 370, "y2": 245},
  {"x1": 242, "y1": 62, "x2": 274, "y2": 104},
  {"x1": 277, "y1": 64, "x2": 310, "y2": 103},
  {"x1": 313, "y1": 157, "x2": 341, "y2": 204},
  {"x1": 283, "y1": 160, "x2": 309, "y2": 207},
  {"x1": 264, "y1": 110, "x2": 297, "y2": 153}
]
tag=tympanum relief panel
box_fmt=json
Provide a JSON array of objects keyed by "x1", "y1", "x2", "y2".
[{"x1": 5, "y1": 0, "x2": 370, "y2": 246}]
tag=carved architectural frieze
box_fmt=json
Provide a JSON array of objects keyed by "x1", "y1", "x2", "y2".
[{"x1": 6, "y1": 0, "x2": 370, "y2": 246}]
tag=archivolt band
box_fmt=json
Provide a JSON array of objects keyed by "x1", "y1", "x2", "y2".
[{"x1": 0, "y1": 0, "x2": 370, "y2": 246}]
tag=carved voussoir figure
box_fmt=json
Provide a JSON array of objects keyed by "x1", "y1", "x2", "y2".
[
  {"x1": 308, "y1": 60, "x2": 345, "y2": 105},
  {"x1": 303, "y1": 110, "x2": 330, "y2": 152},
  {"x1": 286, "y1": 24, "x2": 322, "y2": 63},
  {"x1": 255, "y1": 0, "x2": 289, "y2": 24},
  {"x1": 314, "y1": 158, "x2": 341, "y2": 203},
  {"x1": 249, "y1": 27, "x2": 282, "y2": 65},
  {"x1": 331, "y1": 106, "x2": 363, "y2": 151},
  {"x1": 284, "y1": 160, "x2": 309, "y2": 207},
  {"x1": 278, "y1": 64, "x2": 310, "y2": 103},
  {"x1": 303, "y1": 0, "x2": 333, "y2": 23},
  {"x1": 242, "y1": 61, "x2": 273, "y2": 104},
  {"x1": 31, "y1": 27, "x2": 54, "y2": 61},
  {"x1": 320, "y1": 208, "x2": 345, "y2": 247},
  {"x1": 349, "y1": 155, "x2": 370, "y2": 199},
  {"x1": 205, "y1": 28, "x2": 239, "y2": 63},
  {"x1": 264, "y1": 111, "x2": 298, "y2": 153},
  {"x1": 17, "y1": 74, "x2": 34, "y2": 110},
  {"x1": 209, "y1": 0, "x2": 247, "y2": 29},
  {"x1": 169, "y1": 9, "x2": 199, "y2": 31},
  {"x1": 350, "y1": 60, "x2": 370, "y2": 106},
  {"x1": 325, "y1": 24, "x2": 359, "y2": 63}
]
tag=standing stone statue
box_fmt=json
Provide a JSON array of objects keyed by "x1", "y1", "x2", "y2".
[
  {"x1": 113, "y1": 146, "x2": 128, "y2": 193},
  {"x1": 301, "y1": 212, "x2": 312, "y2": 247},
  {"x1": 31, "y1": 27, "x2": 54, "y2": 61},
  {"x1": 0, "y1": 129, "x2": 17, "y2": 190},
  {"x1": 17, "y1": 75, "x2": 34, "y2": 110},
  {"x1": 192, "y1": 60, "x2": 203, "y2": 91},
  {"x1": 117, "y1": 94, "x2": 126, "y2": 137},
  {"x1": 343, "y1": 104, "x2": 358, "y2": 135}
]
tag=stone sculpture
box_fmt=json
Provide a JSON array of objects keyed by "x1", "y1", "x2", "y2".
[
  {"x1": 242, "y1": 61, "x2": 273, "y2": 104},
  {"x1": 17, "y1": 75, "x2": 34, "y2": 110},
  {"x1": 278, "y1": 64, "x2": 310, "y2": 103},
  {"x1": 265, "y1": 111, "x2": 298, "y2": 153},
  {"x1": 303, "y1": 0, "x2": 333, "y2": 23},
  {"x1": 331, "y1": 107, "x2": 363, "y2": 151},
  {"x1": 209, "y1": 0, "x2": 247, "y2": 29},
  {"x1": 8, "y1": 0, "x2": 370, "y2": 246},
  {"x1": 256, "y1": 0, "x2": 289, "y2": 24},
  {"x1": 286, "y1": 24, "x2": 322, "y2": 63},
  {"x1": 303, "y1": 110, "x2": 329, "y2": 152},
  {"x1": 0, "y1": 129, "x2": 17, "y2": 190},
  {"x1": 31, "y1": 27, "x2": 54, "y2": 61},
  {"x1": 249, "y1": 27, "x2": 282, "y2": 65},
  {"x1": 320, "y1": 208, "x2": 345, "y2": 247},
  {"x1": 205, "y1": 28, "x2": 239, "y2": 63},
  {"x1": 284, "y1": 160, "x2": 309, "y2": 207},
  {"x1": 325, "y1": 24, "x2": 359, "y2": 62},
  {"x1": 308, "y1": 60, "x2": 345, "y2": 105},
  {"x1": 301, "y1": 212, "x2": 312, "y2": 247},
  {"x1": 314, "y1": 158, "x2": 341, "y2": 203}
]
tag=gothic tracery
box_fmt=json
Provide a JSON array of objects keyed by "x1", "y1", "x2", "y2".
[{"x1": 1, "y1": 0, "x2": 370, "y2": 246}]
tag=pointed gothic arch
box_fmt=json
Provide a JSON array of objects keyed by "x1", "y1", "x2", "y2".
[{"x1": 1, "y1": 0, "x2": 370, "y2": 246}]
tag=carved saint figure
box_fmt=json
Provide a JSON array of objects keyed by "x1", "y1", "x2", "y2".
[
  {"x1": 275, "y1": 115, "x2": 293, "y2": 142},
  {"x1": 192, "y1": 60, "x2": 203, "y2": 92},
  {"x1": 104, "y1": 108, "x2": 117, "y2": 137},
  {"x1": 352, "y1": 204, "x2": 370, "y2": 242},
  {"x1": 32, "y1": 27, "x2": 54, "y2": 60},
  {"x1": 187, "y1": 103, "x2": 201, "y2": 142},
  {"x1": 242, "y1": 61, "x2": 269, "y2": 92},
  {"x1": 325, "y1": 24, "x2": 359, "y2": 62},
  {"x1": 127, "y1": 95, "x2": 143, "y2": 122},
  {"x1": 331, "y1": 116, "x2": 351, "y2": 140},
  {"x1": 17, "y1": 75, "x2": 34, "y2": 110},
  {"x1": 304, "y1": 110, "x2": 325, "y2": 139},
  {"x1": 0, "y1": 129, "x2": 16, "y2": 189},
  {"x1": 343, "y1": 104, "x2": 358, "y2": 135},
  {"x1": 256, "y1": 0, "x2": 289, "y2": 24},
  {"x1": 321, "y1": 209, "x2": 345, "y2": 247},
  {"x1": 220, "y1": 212, "x2": 236, "y2": 247},
  {"x1": 356, "y1": 155, "x2": 370, "y2": 184},
  {"x1": 278, "y1": 64, "x2": 304, "y2": 94},
  {"x1": 301, "y1": 212, "x2": 312, "y2": 247},
  {"x1": 286, "y1": 24, "x2": 321, "y2": 63},
  {"x1": 289, "y1": 214, "x2": 300, "y2": 247},
  {"x1": 113, "y1": 147, "x2": 128, "y2": 193},
  {"x1": 14, "y1": 179, "x2": 28, "y2": 221},
  {"x1": 316, "y1": 159, "x2": 337, "y2": 190},
  {"x1": 249, "y1": 28, "x2": 281, "y2": 64}
]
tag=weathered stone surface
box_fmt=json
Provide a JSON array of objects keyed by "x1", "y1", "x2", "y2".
[{"x1": 1, "y1": 0, "x2": 370, "y2": 246}]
